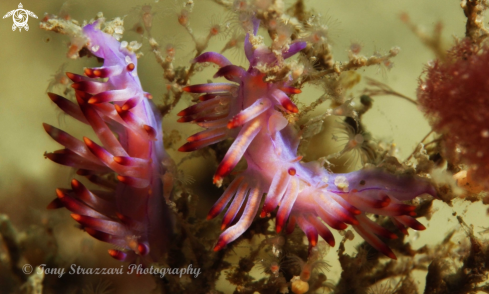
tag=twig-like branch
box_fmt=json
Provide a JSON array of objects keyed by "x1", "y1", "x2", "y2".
[
  {"x1": 148, "y1": 37, "x2": 176, "y2": 82},
  {"x1": 308, "y1": 47, "x2": 400, "y2": 80},
  {"x1": 212, "y1": 0, "x2": 233, "y2": 9},
  {"x1": 423, "y1": 138, "x2": 441, "y2": 148},
  {"x1": 300, "y1": 94, "x2": 329, "y2": 116},
  {"x1": 461, "y1": 0, "x2": 489, "y2": 43},
  {"x1": 0, "y1": 214, "x2": 26, "y2": 283},
  {"x1": 20, "y1": 266, "x2": 44, "y2": 294},
  {"x1": 363, "y1": 77, "x2": 418, "y2": 106},
  {"x1": 404, "y1": 130, "x2": 434, "y2": 162},
  {"x1": 400, "y1": 13, "x2": 447, "y2": 61}
]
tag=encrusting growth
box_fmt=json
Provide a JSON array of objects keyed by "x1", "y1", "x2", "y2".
[{"x1": 418, "y1": 38, "x2": 489, "y2": 191}]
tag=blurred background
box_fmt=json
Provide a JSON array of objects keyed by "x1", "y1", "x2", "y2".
[{"x1": 0, "y1": 0, "x2": 485, "y2": 293}]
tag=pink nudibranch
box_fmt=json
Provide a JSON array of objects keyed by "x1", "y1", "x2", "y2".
[
  {"x1": 44, "y1": 23, "x2": 173, "y2": 262},
  {"x1": 179, "y1": 20, "x2": 436, "y2": 259}
]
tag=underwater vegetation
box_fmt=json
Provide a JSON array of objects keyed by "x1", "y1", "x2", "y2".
[
  {"x1": 2, "y1": 0, "x2": 489, "y2": 293},
  {"x1": 418, "y1": 38, "x2": 489, "y2": 193}
]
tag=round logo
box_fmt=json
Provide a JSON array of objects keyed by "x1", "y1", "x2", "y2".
[
  {"x1": 13, "y1": 9, "x2": 28, "y2": 27},
  {"x1": 22, "y1": 264, "x2": 33, "y2": 275}
]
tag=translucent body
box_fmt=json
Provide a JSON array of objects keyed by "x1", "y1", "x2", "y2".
[
  {"x1": 180, "y1": 21, "x2": 436, "y2": 259},
  {"x1": 44, "y1": 23, "x2": 172, "y2": 262}
]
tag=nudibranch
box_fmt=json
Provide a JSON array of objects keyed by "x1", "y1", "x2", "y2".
[
  {"x1": 43, "y1": 23, "x2": 173, "y2": 262},
  {"x1": 179, "y1": 21, "x2": 436, "y2": 259}
]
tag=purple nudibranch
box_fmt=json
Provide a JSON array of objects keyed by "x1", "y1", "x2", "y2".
[
  {"x1": 44, "y1": 23, "x2": 173, "y2": 262},
  {"x1": 179, "y1": 20, "x2": 436, "y2": 259}
]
